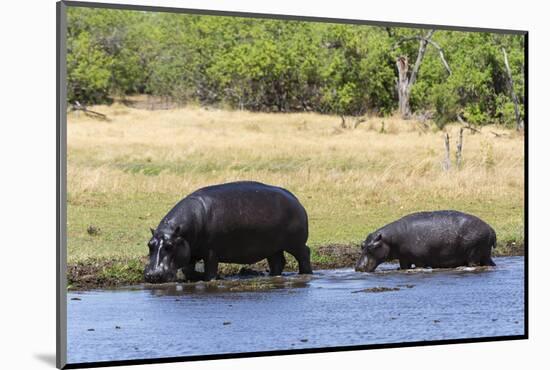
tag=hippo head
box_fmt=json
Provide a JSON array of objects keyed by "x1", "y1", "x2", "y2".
[
  {"x1": 144, "y1": 226, "x2": 190, "y2": 283},
  {"x1": 355, "y1": 233, "x2": 391, "y2": 272}
]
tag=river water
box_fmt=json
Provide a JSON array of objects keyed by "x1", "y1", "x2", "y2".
[{"x1": 67, "y1": 256, "x2": 525, "y2": 365}]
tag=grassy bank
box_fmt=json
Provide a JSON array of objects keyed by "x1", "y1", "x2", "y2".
[{"x1": 67, "y1": 100, "x2": 524, "y2": 289}]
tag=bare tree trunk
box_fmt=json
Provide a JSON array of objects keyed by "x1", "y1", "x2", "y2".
[
  {"x1": 395, "y1": 30, "x2": 435, "y2": 119},
  {"x1": 396, "y1": 56, "x2": 411, "y2": 118},
  {"x1": 340, "y1": 115, "x2": 347, "y2": 129},
  {"x1": 502, "y1": 47, "x2": 523, "y2": 130},
  {"x1": 456, "y1": 128, "x2": 464, "y2": 169},
  {"x1": 443, "y1": 133, "x2": 451, "y2": 171}
]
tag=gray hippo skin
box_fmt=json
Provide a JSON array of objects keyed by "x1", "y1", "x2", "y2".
[
  {"x1": 355, "y1": 210, "x2": 496, "y2": 272},
  {"x1": 144, "y1": 181, "x2": 312, "y2": 283}
]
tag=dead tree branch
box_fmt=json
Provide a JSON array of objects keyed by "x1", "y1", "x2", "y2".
[
  {"x1": 490, "y1": 131, "x2": 507, "y2": 138},
  {"x1": 393, "y1": 33, "x2": 451, "y2": 76},
  {"x1": 409, "y1": 29, "x2": 435, "y2": 87},
  {"x1": 426, "y1": 39, "x2": 452, "y2": 75},
  {"x1": 340, "y1": 115, "x2": 366, "y2": 129},
  {"x1": 353, "y1": 117, "x2": 366, "y2": 129},
  {"x1": 70, "y1": 101, "x2": 108, "y2": 120},
  {"x1": 456, "y1": 114, "x2": 481, "y2": 134}
]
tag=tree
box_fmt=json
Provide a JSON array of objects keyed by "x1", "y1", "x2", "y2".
[
  {"x1": 67, "y1": 31, "x2": 112, "y2": 103},
  {"x1": 392, "y1": 29, "x2": 452, "y2": 119},
  {"x1": 501, "y1": 47, "x2": 523, "y2": 130}
]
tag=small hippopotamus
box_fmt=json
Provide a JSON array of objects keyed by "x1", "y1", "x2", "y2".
[
  {"x1": 144, "y1": 181, "x2": 312, "y2": 283},
  {"x1": 355, "y1": 210, "x2": 496, "y2": 272}
]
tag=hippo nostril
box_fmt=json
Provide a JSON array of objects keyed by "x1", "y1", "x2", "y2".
[
  {"x1": 145, "y1": 270, "x2": 169, "y2": 284},
  {"x1": 145, "y1": 271, "x2": 158, "y2": 282}
]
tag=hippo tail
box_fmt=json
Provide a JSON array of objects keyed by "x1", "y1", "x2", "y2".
[{"x1": 491, "y1": 228, "x2": 497, "y2": 249}]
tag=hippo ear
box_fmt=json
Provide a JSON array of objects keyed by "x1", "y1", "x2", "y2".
[
  {"x1": 367, "y1": 234, "x2": 383, "y2": 250},
  {"x1": 150, "y1": 227, "x2": 155, "y2": 236},
  {"x1": 174, "y1": 225, "x2": 182, "y2": 235}
]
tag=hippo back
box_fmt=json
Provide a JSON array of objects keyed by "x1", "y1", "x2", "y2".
[
  {"x1": 391, "y1": 210, "x2": 493, "y2": 239},
  {"x1": 188, "y1": 181, "x2": 308, "y2": 263},
  {"x1": 386, "y1": 210, "x2": 495, "y2": 266}
]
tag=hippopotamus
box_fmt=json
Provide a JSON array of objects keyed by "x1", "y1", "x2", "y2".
[
  {"x1": 355, "y1": 210, "x2": 496, "y2": 272},
  {"x1": 144, "y1": 181, "x2": 312, "y2": 283}
]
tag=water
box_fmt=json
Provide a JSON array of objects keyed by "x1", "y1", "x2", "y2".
[{"x1": 67, "y1": 256, "x2": 525, "y2": 365}]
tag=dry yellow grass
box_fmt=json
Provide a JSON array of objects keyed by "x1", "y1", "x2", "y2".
[{"x1": 67, "y1": 102, "x2": 524, "y2": 263}]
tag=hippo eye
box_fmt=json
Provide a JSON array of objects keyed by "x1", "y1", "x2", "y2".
[{"x1": 367, "y1": 242, "x2": 381, "y2": 251}]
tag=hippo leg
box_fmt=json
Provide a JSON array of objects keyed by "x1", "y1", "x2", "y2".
[
  {"x1": 480, "y1": 255, "x2": 496, "y2": 266},
  {"x1": 466, "y1": 253, "x2": 481, "y2": 267},
  {"x1": 286, "y1": 244, "x2": 313, "y2": 274},
  {"x1": 182, "y1": 263, "x2": 204, "y2": 282},
  {"x1": 479, "y1": 245, "x2": 496, "y2": 266},
  {"x1": 203, "y1": 250, "x2": 219, "y2": 281},
  {"x1": 399, "y1": 260, "x2": 412, "y2": 270},
  {"x1": 466, "y1": 244, "x2": 484, "y2": 267},
  {"x1": 267, "y1": 252, "x2": 286, "y2": 276}
]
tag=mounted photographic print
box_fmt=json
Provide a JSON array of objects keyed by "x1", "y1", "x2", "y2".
[{"x1": 56, "y1": 1, "x2": 527, "y2": 368}]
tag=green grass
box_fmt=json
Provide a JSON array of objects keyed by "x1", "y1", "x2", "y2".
[
  {"x1": 68, "y1": 191, "x2": 523, "y2": 263},
  {"x1": 67, "y1": 188, "x2": 523, "y2": 289}
]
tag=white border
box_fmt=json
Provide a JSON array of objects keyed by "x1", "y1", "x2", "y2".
[{"x1": 2, "y1": 0, "x2": 547, "y2": 369}]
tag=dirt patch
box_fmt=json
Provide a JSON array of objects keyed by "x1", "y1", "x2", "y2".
[
  {"x1": 494, "y1": 242, "x2": 524, "y2": 257},
  {"x1": 142, "y1": 275, "x2": 311, "y2": 293},
  {"x1": 351, "y1": 286, "x2": 401, "y2": 293},
  {"x1": 313, "y1": 244, "x2": 362, "y2": 269},
  {"x1": 67, "y1": 257, "x2": 148, "y2": 289}
]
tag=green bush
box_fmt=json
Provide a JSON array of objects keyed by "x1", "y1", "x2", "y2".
[
  {"x1": 67, "y1": 32, "x2": 112, "y2": 103},
  {"x1": 66, "y1": 8, "x2": 524, "y2": 124},
  {"x1": 431, "y1": 83, "x2": 459, "y2": 128}
]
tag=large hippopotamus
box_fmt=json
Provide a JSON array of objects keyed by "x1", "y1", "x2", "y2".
[
  {"x1": 355, "y1": 210, "x2": 496, "y2": 272},
  {"x1": 144, "y1": 181, "x2": 312, "y2": 283}
]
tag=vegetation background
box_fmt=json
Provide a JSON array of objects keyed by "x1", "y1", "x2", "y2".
[
  {"x1": 65, "y1": 7, "x2": 525, "y2": 288},
  {"x1": 67, "y1": 7, "x2": 524, "y2": 127}
]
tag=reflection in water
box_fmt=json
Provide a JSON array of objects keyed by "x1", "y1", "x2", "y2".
[
  {"x1": 145, "y1": 274, "x2": 313, "y2": 296},
  {"x1": 144, "y1": 263, "x2": 496, "y2": 296},
  {"x1": 67, "y1": 257, "x2": 525, "y2": 365}
]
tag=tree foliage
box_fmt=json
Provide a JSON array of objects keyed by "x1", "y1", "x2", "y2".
[{"x1": 67, "y1": 8, "x2": 525, "y2": 127}]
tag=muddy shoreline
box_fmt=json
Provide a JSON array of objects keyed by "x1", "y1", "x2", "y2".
[{"x1": 67, "y1": 242, "x2": 524, "y2": 290}]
